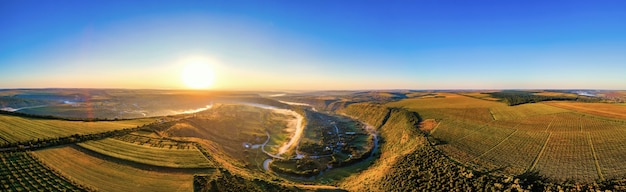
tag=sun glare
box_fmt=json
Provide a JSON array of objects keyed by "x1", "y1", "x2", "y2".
[{"x1": 181, "y1": 62, "x2": 215, "y2": 89}]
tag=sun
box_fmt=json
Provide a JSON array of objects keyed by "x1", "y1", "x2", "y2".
[{"x1": 181, "y1": 62, "x2": 215, "y2": 89}]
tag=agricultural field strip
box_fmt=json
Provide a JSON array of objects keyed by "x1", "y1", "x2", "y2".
[
  {"x1": 450, "y1": 120, "x2": 497, "y2": 143},
  {"x1": 391, "y1": 96, "x2": 626, "y2": 181},
  {"x1": 429, "y1": 120, "x2": 443, "y2": 134},
  {"x1": 0, "y1": 152, "x2": 84, "y2": 191},
  {"x1": 474, "y1": 131, "x2": 549, "y2": 175},
  {"x1": 545, "y1": 102, "x2": 626, "y2": 120},
  {"x1": 528, "y1": 132, "x2": 551, "y2": 171},
  {"x1": 533, "y1": 132, "x2": 599, "y2": 181},
  {"x1": 116, "y1": 133, "x2": 194, "y2": 148},
  {"x1": 548, "y1": 113, "x2": 584, "y2": 132},
  {"x1": 0, "y1": 136, "x2": 8, "y2": 145},
  {"x1": 576, "y1": 112, "x2": 626, "y2": 125},
  {"x1": 589, "y1": 130, "x2": 626, "y2": 179},
  {"x1": 576, "y1": 114, "x2": 583, "y2": 132},
  {"x1": 0, "y1": 114, "x2": 151, "y2": 143},
  {"x1": 587, "y1": 132, "x2": 604, "y2": 180},
  {"x1": 0, "y1": 119, "x2": 43, "y2": 143},
  {"x1": 472, "y1": 128, "x2": 519, "y2": 161},
  {"x1": 77, "y1": 138, "x2": 212, "y2": 168},
  {"x1": 488, "y1": 103, "x2": 571, "y2": 121},
  {"x1": 543, "y1": 115, "x2": 556, "y2": 132},
  {"x1": 31, "y1": 146, "x2": 198, "y2": 192}
]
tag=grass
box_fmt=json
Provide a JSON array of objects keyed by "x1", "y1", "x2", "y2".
[
  {"x1": 0, "y1": 114, "x2": 154, "y2": 143},
  {"x1": 32, "y1": 146, "x2": 210, "y2": 192},
  {"x1": 77, "y1": 138, "x2": 213, "y2": 168}
]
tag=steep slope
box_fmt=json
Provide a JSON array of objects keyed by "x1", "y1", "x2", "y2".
[{"x1": 338, "y1": 103, "x2": 426, "y2": 191}]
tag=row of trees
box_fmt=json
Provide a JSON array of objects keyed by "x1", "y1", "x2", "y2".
[
  {"x1": 193, "y1": 168, "x2": 296, "y2": 192},
  {"x1": 0, "y1": 126, "x2": 141, "y2": 151},
  {"x1": 1, "y1": 152, "x2": 92, "y2": 191},
  {"x1": 270, "y1": 159, "x2": 321, "y2": 178},
  {"x1": 0, "y1": 109, "x2": 134, "y2": 121}
]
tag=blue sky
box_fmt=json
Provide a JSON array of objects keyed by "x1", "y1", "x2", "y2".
[{"x1": 1, "y1": 0, "x2": 625, "y2": 90}]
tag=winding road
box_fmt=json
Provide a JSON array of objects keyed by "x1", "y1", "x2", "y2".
[
  {"x1": 239, "y1": 103, "x2": 306, "y2": 172},
  {"x1": 260, "y1": 131, "x2": 285, "y2": 160}
]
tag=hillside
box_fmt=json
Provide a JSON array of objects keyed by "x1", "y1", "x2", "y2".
[{"x1": 336, "y1": 100, "x2": 626, "y2": 191}]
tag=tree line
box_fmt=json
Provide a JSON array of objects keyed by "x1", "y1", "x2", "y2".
[
  {"x1": 0, "y1": 109, "x2": 139, "y2": 121},
  {"x1": 0, "y1": 126, "x2": 142, "y2": 151},
  {"x1": 488, "y1": 91, "x2": 599, "y2": 106}
]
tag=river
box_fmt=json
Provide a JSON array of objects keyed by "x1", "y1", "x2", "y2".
[{"x1": 0, "y1": 105, "x2": 48, "y2": 112}]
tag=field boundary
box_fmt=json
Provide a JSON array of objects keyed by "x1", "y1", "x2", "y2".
[
  {"x1": 452, "y1": 120, "x2": 496, "y2": 143},
  {"x1": 429, "y1": 120, "x2": 443, "y2": 134},
  {"x1": 0, "y1": 135, "x2": 9, "y2": 144},
  {"x1": 71, "y1": 144, "x2": 214, "y2": 173},
  {"x1": 543, "y1": 115, "x2": 556, "y2": 132},
  {"x1": 472, "y1": 129, "x2": 519, "y2": 161},
  {"x1": 528, "y1": 132, "x2": 551, "y2": 171},
  {"x1": 579, "y1": 115, "x2": 583, "y2": 132},
  {"x1": 587, "y1": 132, "x2": 605, "y2": 180}
]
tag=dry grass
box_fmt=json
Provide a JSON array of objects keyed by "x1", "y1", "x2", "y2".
[
  {"x1": 545, "y1": 101, "x2": 626, "y2": 120},
  {"x1": 419, "y1": 119, "x2": 438, "y2": 133}
]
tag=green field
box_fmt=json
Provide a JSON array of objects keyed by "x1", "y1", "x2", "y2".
[
  {"x1": 0, "y1": 114, "x2": 154, "y2": 144},
  {"x1": 77, "y1": 138, "x2": 213, "y2": 168},
  {"x1": 387, "y1": 93, "x2": 626, "y2": 182}
]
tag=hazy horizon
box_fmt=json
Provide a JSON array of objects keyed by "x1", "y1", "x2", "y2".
[{"x1": 2, "y1": 0, "x2": 625, "y2": 90}]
